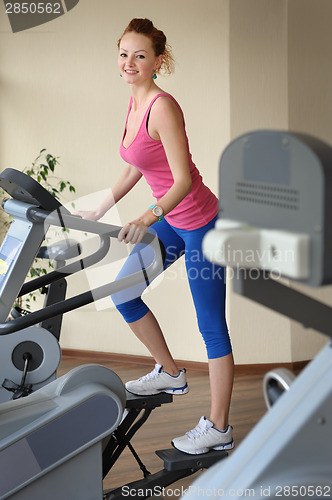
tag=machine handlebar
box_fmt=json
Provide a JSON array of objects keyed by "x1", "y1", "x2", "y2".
[{"x1": 0, "y1": 203, "x2": 166, "y2": 336}]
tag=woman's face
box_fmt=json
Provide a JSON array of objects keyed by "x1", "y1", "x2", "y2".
[{"x1": 118, "y1": 32, "x2": 162, "y2": 85}]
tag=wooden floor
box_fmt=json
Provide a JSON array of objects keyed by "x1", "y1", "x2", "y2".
[{"x1": 58, "y1": 356, "x2": 267, "y2": 497}]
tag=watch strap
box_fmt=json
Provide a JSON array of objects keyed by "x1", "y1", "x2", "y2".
[{"x1": 149, "y1": 204, "x2": 164, "y2": 222}]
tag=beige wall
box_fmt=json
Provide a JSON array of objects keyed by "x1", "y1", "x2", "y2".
[
  {"x1": 0, "y1": 0, "x2": 330, "y2": 364},
  {"x1": 228, "y1": 0, "x2": 291, "y2": 363},
  {"x1": 287, "y1": 0, "x2": 332, "y2": 360},
  {"x1": 225, "y1": 0, "x2": 331, "y2": 364}
]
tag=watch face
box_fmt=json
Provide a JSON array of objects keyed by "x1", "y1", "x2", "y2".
[{"x1": 153, "y1": 206, "x2": 163, "y2": 217}]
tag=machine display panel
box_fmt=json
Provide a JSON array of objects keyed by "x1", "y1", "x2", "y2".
[{"x1": 0, "y1": 235, "x2": 22, "y2": 290}]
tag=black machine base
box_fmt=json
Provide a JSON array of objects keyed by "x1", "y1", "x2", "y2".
[
  {"x1": 103, "y1": 448, "x2": 227, "y2": 500},
  {"x1": 103, "y1": 391, "x2": 228, "y2": 499}
]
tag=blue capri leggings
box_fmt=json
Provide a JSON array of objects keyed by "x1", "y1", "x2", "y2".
[{"x1": 111, "y1": 215, "x2": 232, "y2": 359}]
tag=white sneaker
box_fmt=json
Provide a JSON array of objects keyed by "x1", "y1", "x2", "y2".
[
  {"x1": 172, "y1": 416, "x2": 234, "y2": 454},
  {"x1": 125, "y1": 363, "x2": 189, "y2": 396}
]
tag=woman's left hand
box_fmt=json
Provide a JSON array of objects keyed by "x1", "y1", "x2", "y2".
[{"x1": 118, "y1": 218, "x2": 149, "y2": 245}]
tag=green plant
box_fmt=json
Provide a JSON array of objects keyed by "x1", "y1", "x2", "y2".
[
  {"x1": 23, "y1": 149, "x2": 77, "y2": 310},
  {"x1": 24, "y1": 149, "x2": 76, "y2": 202},
  {"x1": 0, "y1": 149, "x2": 77, "y2": 311}
]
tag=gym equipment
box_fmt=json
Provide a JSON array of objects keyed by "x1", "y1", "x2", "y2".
[
  {"x1": 0, "y1": 364, "x2": 126, "y2": 499},
  {"x1": 0, "y1": 168, "x2": 227, "y2": 499},
  {"x1": 262, "y1": 367, "x2": 296, "y2": 409},
  {"x1": 11, "y1": 237, "x2": 82, "y2": 340},
  {"x1": 0, "y1": 167, "x2": 164, "y2": 403},
  {"x1": 193, "y1": 130, "x2": 332, "y2": 499},
  {"x1": 4, "y1": 238, "x2": 82, "y2": 399}
]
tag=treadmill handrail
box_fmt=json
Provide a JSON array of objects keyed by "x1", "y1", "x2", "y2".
[
  {"x1": 0, "y1": 205, "x2": 165, "y2": 336},
  {"x1": 26, "y1": 206, "x2": 156, "y2": 246},
  {"x1": 0, "y1": 259, "x2": 161, "y2": 335},
  {"x1": 18, "y1": 234, "x2": 111, "y2": 297}
]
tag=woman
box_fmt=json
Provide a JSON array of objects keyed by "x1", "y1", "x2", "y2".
[{"x1": 77, "y1": 18, "x2": 234, "y2": 455}]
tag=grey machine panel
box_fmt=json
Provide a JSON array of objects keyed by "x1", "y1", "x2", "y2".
[
  {"x1": 195, "y1": 130, "x2": 332, "y2": 499},
  {"x1": 0, "y1": 363, "x2": 126, "y2": 500},
  {"x1": 218, "y1": 130, "x2": 332, "y2": 286}
]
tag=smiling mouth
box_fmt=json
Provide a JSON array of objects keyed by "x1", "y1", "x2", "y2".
[{"x1": 125, "y1": 70, "x2": 138, "y2": 74}]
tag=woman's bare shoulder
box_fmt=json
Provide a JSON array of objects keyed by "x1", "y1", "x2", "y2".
[{"x1": 151, "y1": 94, "x2": 182, "y2": 124}]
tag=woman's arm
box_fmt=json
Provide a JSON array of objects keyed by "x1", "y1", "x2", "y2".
[
  {"x1": 147, "y1": 96, "x2": 193, "y2": 216},
  {"x1": 75, "y1": 164, "x2": 142, "y2": 221},
  {"x1": 119, "y1": 97, "x2": 193, "y2": 244}
]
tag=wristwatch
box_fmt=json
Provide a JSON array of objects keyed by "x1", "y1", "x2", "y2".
[{"x1": 149, "y1": 204, "x2": 164, "y2": 222}]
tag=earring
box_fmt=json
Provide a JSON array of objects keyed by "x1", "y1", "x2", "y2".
[
  {"x1": 153, "y1": 74, "x2": 157, "y2": 80},
  {"x1": 120, "y1": 73, "x2": 122, "y2": 77}
]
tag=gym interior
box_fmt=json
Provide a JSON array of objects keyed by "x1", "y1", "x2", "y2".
[{"x1": 0, "y1": 1, "x2": 331, "y2": 499}]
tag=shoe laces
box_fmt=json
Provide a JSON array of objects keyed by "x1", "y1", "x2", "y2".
[
  {"x1": 186, "y1": 417, "x2": 212, "y2": 439},
  {"x1": 139, "y1": 363, "x2": 161, "y2": 382}
]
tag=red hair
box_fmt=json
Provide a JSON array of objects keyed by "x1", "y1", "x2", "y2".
[{"x1": 118, "y1": 18, "x2": 174, "y2": 75}]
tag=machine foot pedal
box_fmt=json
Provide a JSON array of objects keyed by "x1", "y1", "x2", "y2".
[
  {"x1": 156, "y1": 447, "x2": 228, "y2": 471},
  {"x1": 125, "y1": 391, "x2": 173, "y2": 410}
]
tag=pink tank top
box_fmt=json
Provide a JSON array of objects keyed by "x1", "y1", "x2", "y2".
[{"x1": 119, "y1": 93, "x2": 218, "y2": 230}]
